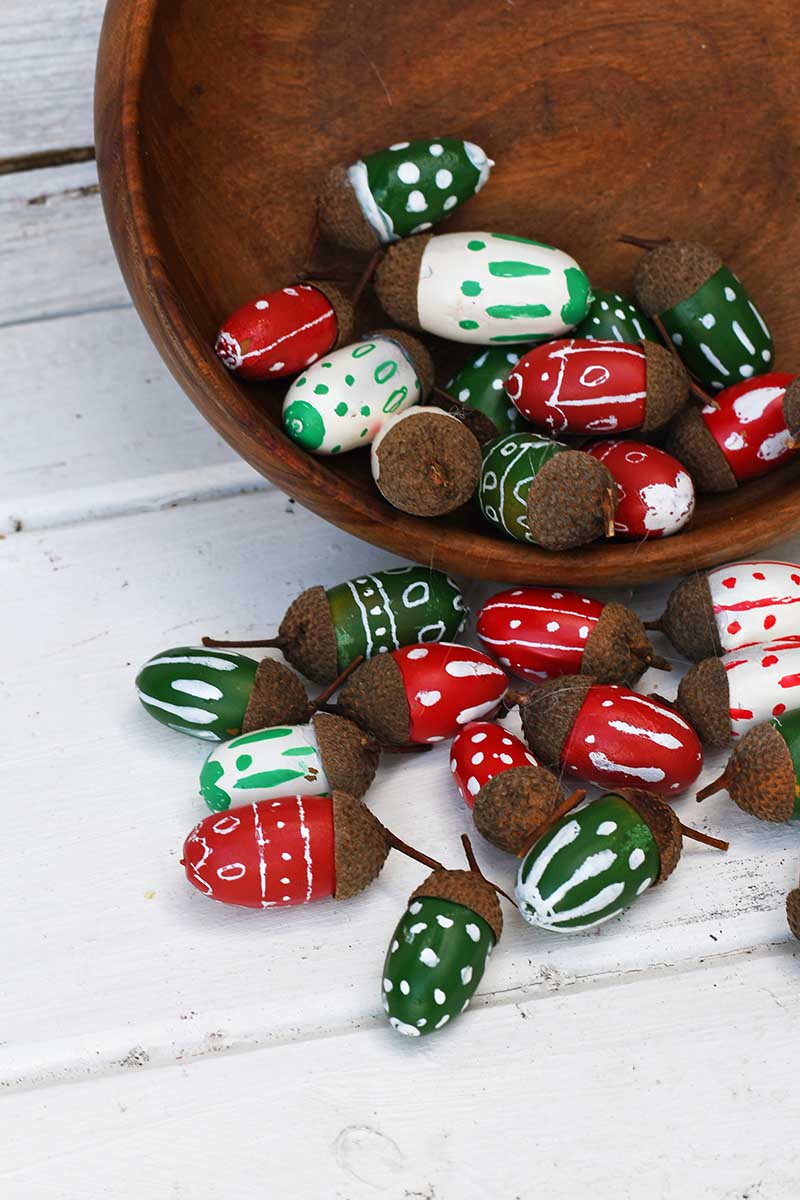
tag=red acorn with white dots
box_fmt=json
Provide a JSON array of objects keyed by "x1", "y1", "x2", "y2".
[{"x1": 584, "y1": 440, "x2": 695, "y2": 540}]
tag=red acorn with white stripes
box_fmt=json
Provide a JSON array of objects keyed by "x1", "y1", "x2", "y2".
[{"x1": 476, "y1": 587, "x2": 669, "y2": 687}]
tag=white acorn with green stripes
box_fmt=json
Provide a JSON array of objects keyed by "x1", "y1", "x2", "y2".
[{"x1": 199, "y1": 723, "x2": 329, "y2": 812}]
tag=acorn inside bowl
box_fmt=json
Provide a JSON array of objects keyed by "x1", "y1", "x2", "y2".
[{"x1": 95, "y1": 0, "x2": 800, "y2": 585}]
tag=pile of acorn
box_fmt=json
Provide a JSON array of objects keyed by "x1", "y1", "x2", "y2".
[
  {"x1": 214, "y1": 136, "x2": 799, "y2": 548},
  {"x1": 137, "y1": 555, "x2": 800, "y2": 1039}
]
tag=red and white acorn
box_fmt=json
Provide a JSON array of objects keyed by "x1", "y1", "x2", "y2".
[
  {"x1": 584, "y1": 440, "x2": 695, "y2": 539},
  {"x1": 450, "y1": 721, "x2": 539, "y2": 807}
]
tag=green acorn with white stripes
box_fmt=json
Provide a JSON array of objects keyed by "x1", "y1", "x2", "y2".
[
  {"x1": 446, "y1": 346, "x2": 526, "y2": 435},
  {"x1": 573, "y1": 288, "x2": 659, "y2": 344}
]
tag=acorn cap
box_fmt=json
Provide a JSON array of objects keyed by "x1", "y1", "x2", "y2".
[
  {"x1": 373, "y1": 408, "x2": 481, "y2": 516},
  {"x1": 473, "y1": 765, "x2": 563, "y2": 855},
  {"x1": 518, "y1": 675, "x2": 594, "y2": 769},
  {"x1": 633, "y1": 240, "x2": 723, "y2": 316},
  {"x1": 676, "y1": 656, "x2": 731, "y2": 747},
  {"x1": 332, "y1": 789, "x2": 390, "y2": 899},
  {"x1": 308, "y1": 280, "x2": 355, "y2": 349},
  {"x1": 527, "y1": 451, "x2": 617, "y2": 551},
  {"x1": 278, "y1": 585, "x2": 339, "y2": 685},
  {"x1": 666, "y1": 405, "x2": 738, "y2": 493},
  {"x1": 337, "y1": 652, "x2": 411, "y2": 745},
  {"x1": 642, "y1": 340, "x2": 689, "y2": 431},
  {"x1": 723, "y1": 721, "x2": 796, "y2": 822},
  {"x1": 372, "y1": 328, "x2": 434, "y2": 400},
  {"x1": 374, "y1": 235, "x2": 432, "y2": 330},
  {"x1": 582, "y1": 601, "x2": 661, "y2": 686},
  {"x1": 411, "y1": 868, "x2": 503, "y2": 941},
  {"x1": 318, "y1": 164, "x2": 380, "y2": 254},
  {"x1": 242, "y1": 658, "x2": 310, "y2": 733},
  {"x1": 648, "y1": 572, "x2": 720, "y2": 661},
  {"x1": 313, "y1": 711, "x2": 380, "y2": 799},
  {"x1": 783, "y1": 379, "x2": 800, "y2": 436},
  {"x1": 787, "y1": 886, "x2": 800, "y2": 940},
  {"x1": 616, "y1": 788, "x2": 682, "y2": 884}
]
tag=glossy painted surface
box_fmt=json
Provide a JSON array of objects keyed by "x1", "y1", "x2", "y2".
[
  {"x1": 516, "y1": 793, "x2": 660, "y2": 931},
  {"x1": 476, "y1": 586, "x2": 603, "y2": 680},
  {"x1": 136, "y1": 646, "x2": 257, "y2": 741},
  {"x1": 771, "y1": 707, "x2": 800, "y2": 817},
  {"x1": 585, "y1": 440, "x2": 695, "y2": 539},
  {"x1": 182, "y1": 795, "x2": 336, "y2": 908},
  {"x1": 446, "y1": 346, "x2": 525, "y2": 434},
  {"x1": 700, "y1": 373, "x2": 796, "y2": 481},
  {"x1": 723, "y1": 639, "x2": 800, "y2": 738},
  {"x1": 215, "y1": 284, "x2": 338, "y2": 380},
  {"x1": 392, "y1": 643, "x2": 508, "y2": 744},
  {"x1": 573, "y1": 288, "x2": 659, "y2": 343},
  {"x1": 708, "y1": 560, "x2": 800, "y2": 651},
  {"x1": 199, "y1": 723, "x2": 328, "y2": 811},
  {"x1": 478, "y1": 431, "x2": 565, "y2": 543},
  {"x1": 449, "y1": 721, "x2": 538, "y2": 807}
]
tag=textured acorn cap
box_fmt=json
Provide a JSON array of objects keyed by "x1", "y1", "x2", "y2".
[
  {"x1": 337, "y1": 652, "x2": 411, "y2": 745},
  {"x1": 666, "y1": 405, "x2": 738, "y2": 493},
  {"x1": 648, "y1": 572, "x2": 720, "y2": 661},
  {"x1": 242, "y1": 658, "x2": 310, "y2": 733},
  {"x1": 582, "y1": 602, "x2": 659, "y2": 686},
  {"x1": 723, "y1": 721, "x2": 796, "y2": 822},
  {"x1": 412, "y1": 868, "x2": 503, "y2": 941},
  {"x1": 676, "y1": 656, "x2": 731, "y2": 747},
  {"x1": 313, "y1": 711, "x2": 380, "y2": 800},
  {"x1": 633, "y1": 240, "x2": 723, "y2": 316},
  {"x1": 278, "y1": 585, "x2": 339, "y2": 685},
  {"x1": 473, "y1": 765, "x2": 563, "y2": 855},
  {"x1": 787, "y1": 887, "x2": 800, "y2": 940},
  {"x1": 373, "y1": 409, "x2": 481, "y2": 516},
  {"x1": 317, "y1": 164, "x2": 380, "y2": 253},
  {"x1": 616, "y1": 788, "x2": 682, "y2": 884},
  {"x1": 642, "y1": 340, "x2": 689, "y2": 431},
  {"x1": 526, "y1": 451, "x2": 617, "y2": 551},
  {"x1": 332, "y1": 790, "x2": 390, "y2": 900},
  {"x1": 308, "y1": 280, "x2": 355, "y2": 349},
  {"x1": 374, "y1": 235, "x2": 432, "y2": 330},
  {"x1": 783, "y1": 379, "x2": 800, "y2": 437},
  {"x1": 518, "y1": 675, "x2": 595, "y2": 769}
]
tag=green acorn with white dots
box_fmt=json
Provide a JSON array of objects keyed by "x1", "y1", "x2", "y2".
[
  {"x1": 573, "y1": 288, "x2": 659, "y2": 344},
  {"x1": 447, "y1": 346, "x2": 525, "y2": 435}
]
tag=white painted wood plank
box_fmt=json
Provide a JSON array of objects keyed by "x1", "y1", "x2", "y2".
[
  {"x1": 2, "y1": 489, "x2": 798, "y2": 1092},
  {"x1": 2, "y1": 948, "x2": 798, "y2": 1199}
]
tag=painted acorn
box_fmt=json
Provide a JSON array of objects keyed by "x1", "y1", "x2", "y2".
[
  {"x1": 506, "y1": 338, "x2": 687, "y2": 436},
  {"x1": 203, "y1": 565, "x2": 467, "y2": 685},
  {"x1": 446, "y1": 346, "x2": 526, "y2": 435},
  {"x1": 584, "y1": 440, "x2": 695, "y2": 539},
  {"x1": 214, "y1": 282, "x2": 353, "y2": 380},
  {"x1": 375, "y1": 231, "x2": 592, "y2": 346},
  {"x1": 519, "y1": 676, "x2": 703, "y2": 795},
  {"x1": 476, "y1": 586, "x2": 669, "y2": 686},
  {"x1": 625, "y1": 236, "x2": 775, "y2": 390},
  {"x1": 697, "y1": 707, "x2": 800, "y2": 822},
  {"x1": 646, "y1": 559, "x2": 800, "y2": 662},
  {"x1": 667, "y1": 373, "x2": 800, "y2": 492},
  {"x1": 370, "y1": 406, "x2": 482, "y2": 516},
  {"x1": 572, "y1": 288, "x2": 659, "y2": 344},
  {"x1": 787, "y1": 875, "x2": 800, "y2": 940},
  {"x1": 318, "y1": 138, "x2": 493, "y2": 252},
  {"x1": 677, "y1": 639, "x2": 800, "y2": 747},
  {"x1": 516, "y1": 788, "x2": 727, "y2": 933},
  {"x1": 478, "y1": 430, "x2": 617, "y2": 550},
  {"x1": 337, "y1": 642, "x2": 508, "y2": 745},
  {"x1": 282, "y1": 330, "x2": 433, "y2": 455}
]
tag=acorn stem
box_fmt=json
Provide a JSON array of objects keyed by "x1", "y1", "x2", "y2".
[
  {"x1": 517, "y1": 789, "x2": 588, "y2": 859},
  {"x1": 385, "y1": 830, "x2": 444, "y2": 872},
  {"x1": 201, "y1": 635, "x2": 286, "y2": 649},
  {"x1": 350, "y1": 248, "x2": 383, "y2": 308},
  {"x1": 503, "y1": 687, "x2": 532, "y2": 712},
  {"x1": 300, "y1": 208, "x2": 320, "y2": 274},
  {"x1": 679, "y1": 823, "x2": 729, "y2": 851},
  {"x1": 601, "y1": 488, "x2": 617, "y2": 538},
  {"x1": 374, "y1": 741, "x2": 433, "y2": 755},
  {"x1": 651, "y1": 315, "x2": 720, "y2": 411},
  {"x1": 629, "y1": 640, "x2": 671, "y2": 672},
  {"x1": 310, "y1": 656, "x2": 364, "y2": 709},
  {"x1": 460, "y1": 834, "x2": 515, "y2": 905},
  {"x1": 647, "y1": 691, "x2": 676, "y2": 708},
  {"x1": 434, "y1": 386, "x2": 455, "y2": 406},
  {"x1": 696, "y1": 769, "x2": 730, "y2": 802},
  {"x1": 618, "y1": 233, "x2": 672, "y2": 250},
  {"x1": 643, "y1": 617, "x2": 664, "y2": 632}
]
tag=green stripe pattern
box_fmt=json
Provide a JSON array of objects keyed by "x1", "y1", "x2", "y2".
[
  {"x1": 136, "y1": 647, "x2": 257, "y2": 741},
  {"x1": 478, "y1": 431, "x2": 565, "y2": 543},
  {"x1": 199, "y1": 722, "x2": 328, "y2": 811}
]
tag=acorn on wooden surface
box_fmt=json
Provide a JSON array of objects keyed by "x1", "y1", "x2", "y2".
[
  {"x1": 202, "y1": 565, "x2": 467, "y2": 685},
  {"x1": 696, "y1": 707, "x2": 800, "y2": 822},
  {"x1": 646, "y1": 559, "x2": 800, "y2": 662},
  {"x1": 677, "y1": 639, "x2": 800, "y2": 747},
  {"x1": 214, "y1": 282, "x2": 353, "y2": 380},
  {"x1": 370, "y1": 406, "x2": 482, "y2": 516},
  {"x1": 337, "y1": 642, "x2": 508, "y2": 745},
  {"x1": 519, "y1": 676, "x2": 703, "y2": 795},
  {"x1": 572, "y1": 288, "x2": 659, "y2": 344},
  {"x1": 625, "y1": 237, "x2": 775, "y2": 390},
  {"x1": 375, "y1": 230, "x2": 592, "y2": 345},
  {"x1": 584, "y1": 440, "x2": 695, "y2": 539},
  {"x1": 787, "y1": 877, "x2": 800, "y2": 940},
  {"x1": 476, "y1": 586, "x2": 670, "y2": 686},
  {"x1": 318, "y1": 138, "x2": 493, "y2": 252},
  {"x1": 478, "y1": 431, "x2": 618, "y2": 549},
  {"x1": 666, "y1": 373, "x2": 799, "y2": 492},
  {"x1": 446, "y1": 346, "x2": 526, "y2": 435},
  {"x1": 506, "y1": 338, "x2": 688, "y2": 436}
]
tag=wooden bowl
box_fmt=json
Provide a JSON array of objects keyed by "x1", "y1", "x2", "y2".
[{"x1": 95, "y1": 0, "x2": 800, "y2": 585}]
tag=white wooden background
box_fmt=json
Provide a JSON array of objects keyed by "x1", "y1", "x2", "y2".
[{"x1": 2, "y1": 5, "x2": 799, "y2": 1197}]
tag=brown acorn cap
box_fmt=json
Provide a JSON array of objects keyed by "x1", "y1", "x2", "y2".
[
  {"x1": 308, "y1": 280, "x2": 354, "y2": 349},
  {"x1": 642, "y1": 340, "x2": 689, "y2": 431},
  {"x1": 373, "y1": 408, "x2": 481, "y2": 516},
  {"x1": 411, "y1": 868, "x2": 503, "y2": 941},
  {"x1": 724, "y1": 721, "x2": 796, "y2": 822},
  {"x1": 648, "y1": 572, "x2": 721, "y2": 661},
  {"x1": 278, "y1": 585, "x2": 339, "y2": 685},
  {"x1": 332, "y1": 789, "x2": 390, "y2": 899},
  {"x1": 317, "y1": 164, "x2": 380, "y2": 253},
  {"x1": 666, "y1": 406, "x2": 738, "y2": 493},
  {"x1": 473, "y1": 765, "x2": 563, "y2": 855},
  {"x1": 313, "y1": 711, "x2": 380, "y2": 799},
  {"x1": 372, "y1": 328, "x2": 434, "y2": 400},
  {"x1": 241, "y1": 658, "x2": 310, "y2": 733},
  {"x1": 633, "y1": 240, "x2": 723, "y2": 316},
  {"x1": 787, "y1": 886, "x2": 800, "y2": 940},
  {"x1": 783, "y1": 379, "x2": 800, "y2": 437},
  {"x1": 583, "y1": 601, "x2": 660, "y2": 685},
  {"x1": 337, "y1": 652, "x2": 411, "y2": 745},
  {"x1": 374, "y1": 235, "x2": 432, "y2": 330},
  {"x1": 526, "y1": 451, "x2": 617, "y2": 551},
  {"x1": 616, "y1": 788, "x2": 682, "y2": 884},
  {"x1": 518, "y1": 675, "x2": 595, "y2": 769},
  {"x1": 676, "y1": 656, "x2": 731, "y2": 747}
]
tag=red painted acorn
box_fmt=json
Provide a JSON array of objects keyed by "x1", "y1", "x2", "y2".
[
  {"x1": 337, "y1": 642, "x2": 508, "y2": 745},
  {"x1": 215, "y1": 282, "x2": 353, "y2": 380},
  {"x1": 519, "y1": 677, "x2": 703, "y2": 796},
  {"x1": 584, "y1": 440, "x2": 695, "y2": 539},
  {"x1": 476, "y1": 587, "x2": 669, "y2": 686}
]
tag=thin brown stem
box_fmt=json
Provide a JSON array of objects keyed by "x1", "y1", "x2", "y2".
[
  {"x1": 629, "y1": 643, "x2": 672, "y2": 672},
  {"x1": 679, "y1": 823, "x2": 729, "y2": 851},
  {"x1": 201, "y1": 635, "x2": 285, "y2": 649},
  {"x1": 301, "y1": 208, "x2": 320, "y2": 275},
  {"x1": 385, "y1": 829, "x2": 444, "y2": 872},
  {"x1": 460, "y1": 834, "x2": 515, "y2": 905},
  {"x1": 310, "y1": 656, "x2": 364, "y2": 709},
  {"x1": 643, "y1": 617, "x2": 664, "y2": 632},
  {"x1": 601, "y1": 487, "x2": 617, "y2": 539},
  {"x1": 647, "y1": 692, "x2": 676, "y2": 709},
  {"x1": 517, "y1": 789, "x2": 587, "y2": 859},
  {"x1": 350, "y1": 248, "x2": 383, "y2": 308},
  {"x1": 618, "y1": 233, "x2": 672, "y2": 250},
  {"x1": 696, "y1": 769, "x2": 730, "y2": 802},
  {"x1": 652, "y1": 314, "x2": 719, "y2": 410}
]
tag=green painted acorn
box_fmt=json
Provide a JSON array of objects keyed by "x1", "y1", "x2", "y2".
[
  {"x1": 572, "y1": 288, "x2": 659, "y2": 344},
  {"x1": 446, "y1": 346, "x2": 526, "y2": 435},
  {"x1": 697, "y1": 707, "x2": 800, "y2": 822}
]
